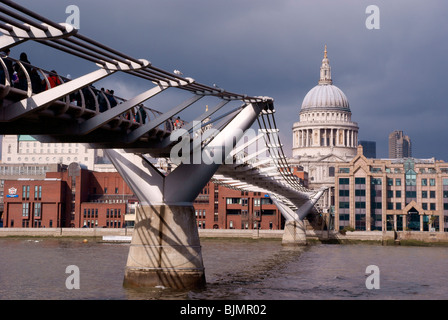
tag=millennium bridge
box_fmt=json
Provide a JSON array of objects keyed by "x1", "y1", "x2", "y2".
[{"x1": 0, "y1": 1, "x2": 326, "y2": 289}]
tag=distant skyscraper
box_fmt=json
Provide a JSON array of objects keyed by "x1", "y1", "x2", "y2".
[
  {"x1": 389, "y1": 130, "x2": 412, "y2": 158},
  {"x1": 359, "y1": 140, "x2": 376, "y2": 158}
]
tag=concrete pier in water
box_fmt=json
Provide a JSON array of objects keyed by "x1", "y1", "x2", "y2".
[
  {"x1": 281, "y1": 220, "x2": 307, "y2": 246},
  {"x1": 123, "y1": 205, "x2": 206, "y2": 289}
]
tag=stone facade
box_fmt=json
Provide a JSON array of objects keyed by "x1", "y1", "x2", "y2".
[{"x1": 335, "y1": 145, "x2": 448, "y2": 232}]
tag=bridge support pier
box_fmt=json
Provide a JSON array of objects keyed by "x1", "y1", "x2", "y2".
[
  {"x1": 123, "y1": 204, "x2": 205, "y2": 289},
  {"x1": 282, "y1": 220, "x2": 307, "y2": 246},
  {"x1": 105, "y1": 102, "x2": 267, "y2": 290},
  {"x1": 271, "y1": 189, "x2": 327, "y2": 246}
]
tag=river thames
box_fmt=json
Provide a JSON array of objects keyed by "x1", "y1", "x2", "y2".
[{"x1": 1, "y1": 237, "x2": 448, "y2": 300}]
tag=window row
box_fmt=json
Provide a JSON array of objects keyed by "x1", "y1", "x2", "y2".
[{"x1": 21, "y1": 185, "x2": 42, "y2": 200}]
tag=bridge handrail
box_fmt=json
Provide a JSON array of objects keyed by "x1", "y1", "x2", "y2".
[{"x1": 0, "y1": 54, "x2": 178, "y2": 132}]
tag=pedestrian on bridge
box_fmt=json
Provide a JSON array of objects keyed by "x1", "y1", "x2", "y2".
[{"x1": 44, "y1": 70, "x2": 61, "y2": 90}]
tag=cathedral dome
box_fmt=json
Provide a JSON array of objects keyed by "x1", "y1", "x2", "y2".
[
  {"x1": 300, "y1": 45, "x2": 350, "y2": 112},
  {"x1": 301, "y1": 84, "x2": 350, "y2": 111}
]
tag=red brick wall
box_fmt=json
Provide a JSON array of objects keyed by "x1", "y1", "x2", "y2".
[
  {"x1": 3, "y1": 179, "x2": 64, "y2": 228},
  {"x1": 193, "y1": 182, "x2": 284, "y2": 230}
]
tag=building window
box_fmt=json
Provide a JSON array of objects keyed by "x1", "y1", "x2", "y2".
[
  {"x1": 329, "y1": 167, "x2": 335, "y2": 177},
  {"x1": 421, "y1": 179, "x2": 427, "y2": 186},
  {"x1": 355, "y1": 202, "x2": 366, "y2": 209},
  {"x1": 406, "y1": 191, "x2": 417, "y2": 198},
  {"x1": 430, "y1": 179, "x2": 436, "y2": 186},
  {"x1": 396, "y1": 178, "x2": 401, "y2": 186},
  {"x1": 396, "y1": 190, "x2": 401, "y2": 198},
  {"x1": 355, "y1": 178, "x2": 366, "y2": 184},
  {"x1": 22, "y1": 185, "x2": 30, "y2": 200},
  {"x1": 339, "y1": 190, "x2": 350, "y2": 197},
  {"x1": 261, "y1": 198, "x2": 273, "y2": 205},
  {"x1": 396, "y1": 203, "x2": 402, "y2": 210},
  {"x1": 34, "y1": 185, "x2": 42, "y2": 200},
  {"x1": 355, "y1": 189, "x2": 365, "y2": 196},
  {"x1": 355, "y1": 214, "x2": 366, "y2": 231},
  {"x1": 22, "y1": 203, "x2": 30, "y2": 217},
  {"x1": 226, "y1": 198, "x2": 241, "y2": 205},
  {"x1": 430, "y1": 203, "x2": 436, "y2": 211},
  {"x1": 339, "y1": 178, "x2": 350, "y2": 185},
  {"x1": 430, "y1": 191, "x2": 436, "y2": 199},
  {"x1": 405, "y1": 171, "x2": 416, "y2": 186},
  {"x1": 34, "y1": 203, "x2": 41, "y2": 217},
  {"x1": 422, "y1": 203, "x2": 428, "y2": 210},
  {"x1": 422, "y1": 191, "x2": 428, "y2": 198},
  {"x1": 339, "y1": 202, "x2": 350, "y2": 209},
  {"x1": 371, "y1": 214, "x2": 382, "y2": 231}
]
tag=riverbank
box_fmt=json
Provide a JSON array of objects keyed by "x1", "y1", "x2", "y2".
[{"x1": 2, "y1": 227, "x2": 448, "y2": 246}]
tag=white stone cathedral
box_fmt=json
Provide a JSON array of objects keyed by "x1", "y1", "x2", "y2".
[{"x1": 290, "y1": 46, "x2": 359, "y2": 214}]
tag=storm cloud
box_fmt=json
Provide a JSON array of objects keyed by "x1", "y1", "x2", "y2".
[{"x1": 6, "y1": 0, "x2": 448, "y2": 160}]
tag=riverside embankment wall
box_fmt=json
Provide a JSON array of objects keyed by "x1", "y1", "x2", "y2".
[{"x1": 2, "y1": 228, "x2": 448, "y2": 244}]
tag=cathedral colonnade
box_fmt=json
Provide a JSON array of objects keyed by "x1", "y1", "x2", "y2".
[{"x1": 293, "y1": 128, "x2": 358, "y2": 149}]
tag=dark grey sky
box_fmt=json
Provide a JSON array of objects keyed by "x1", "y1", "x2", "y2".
[{"x1": 5, "y1": 0, "x2": 448, "y2": 161}]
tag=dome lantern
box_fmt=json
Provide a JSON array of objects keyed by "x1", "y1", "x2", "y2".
[{"x1": 319, "y1": 45, "x2": 332, "y2": 85}]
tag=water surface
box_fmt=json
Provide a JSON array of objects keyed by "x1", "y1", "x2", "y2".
[{"x1": 1, "y1": 238, "x2": 447, "y2": 300}]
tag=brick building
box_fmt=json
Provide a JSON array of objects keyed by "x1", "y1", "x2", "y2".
[
  {"x1": 2, "y1": 163, "x2": 309, "y2": 230},
  {"x1": 3, "y1": 178, "x2": 65, "y2": 227},
  {"x1": 194, "y1": 182, "x2": 283, "y2": 230},
  {"x1": 2, "y1": 163, "x2": 136, "y2": 228},
  {"x1": 0, "y1": 163, "x2": 66, "y2": 224}
]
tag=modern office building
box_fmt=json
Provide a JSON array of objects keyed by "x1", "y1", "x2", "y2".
[
  {"x1": 335, "y1": 145, "x2": 448, "y2": 232},
  {"x1": 291, "y1": 46, "x2": 359, "y2": 215},
  {"x1": 389, "y1": 130, "x2": 412, "y2": 159}
]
